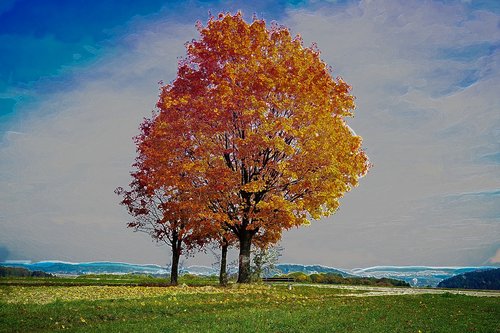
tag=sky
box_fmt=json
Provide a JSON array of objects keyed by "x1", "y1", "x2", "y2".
[{"x1": 0, "y1": 0, "x2": 498, "y2": 269}]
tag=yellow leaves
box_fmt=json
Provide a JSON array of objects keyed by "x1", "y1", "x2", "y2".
[
  {"x1": 128, "y1": 12, "x2": 370, "y2": 254},
  {"x1": 2, "y1": 286, "x2": 171, "y2": 305},
  {"x1": 241, "y1": 180, "x2": 266, "y2": 193},
  {"x1": 3, "y1": 284, "x2": 299, "y2": 307},
  {"x1": 178, "y1": 97, "x2": 189, "y2": 105}
]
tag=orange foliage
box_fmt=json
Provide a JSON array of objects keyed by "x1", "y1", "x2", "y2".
[{"x1": 133, "y1": 13, "x2": 370, "y2": 281}]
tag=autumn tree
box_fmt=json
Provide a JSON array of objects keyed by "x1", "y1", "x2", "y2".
[
  {"x1": 138, "y1": 13, "x2": 370, "y2": 283},
  {"x1": 215, "y1": 231, "x2": 236, "y2": 286},
  {"x1": 116, "y1": 117, "x2": 209, "y2": 285},
  {"x1": 209, "y1": 232, "x2": 236, "y2": 286}
]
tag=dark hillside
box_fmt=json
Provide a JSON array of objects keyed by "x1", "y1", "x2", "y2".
[
  {"x1": 0, "y1": 266, "x2": 53, "y2": 277},
  {"x1": 437, "y1": 268, "x2": 500, "y2": 290}
]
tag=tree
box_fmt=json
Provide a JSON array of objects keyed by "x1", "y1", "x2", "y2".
[
  {"x1": 114, "y1": 182, "x2": 196, "y2": 285},
  {"x1": 209, "y1": 233, "x2": 236, "y2": 286},
  {"x1": 116, "y1": 118, "x2": 210, "y2": 284},
  {"x1": 218, "y1": 236, "x2": 230, "y2": 286},
  {"x1": 138, "y1": 12, "x2": 370, "y2": 283},
  {"x1": 251, "y1": 244, "x2": 283, "y2": 281}
]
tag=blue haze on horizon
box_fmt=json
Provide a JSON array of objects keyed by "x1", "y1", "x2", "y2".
[{"x1": 0, "y1": 0, "x2": 498, "y2": 268}]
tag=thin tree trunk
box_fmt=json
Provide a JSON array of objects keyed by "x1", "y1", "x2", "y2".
[
  {"x1": 170, "y1": 238, "x2": 181, "y2": 285},
  {"x1": 237, "y1": 231, "x2": 253, "y2": 283},
  {"x1": 219, "y1": 238, "x2": 229, "y2": 286}
]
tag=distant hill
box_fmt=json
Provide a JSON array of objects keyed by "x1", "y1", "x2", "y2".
[
  {"x1": 1, "y1": 261, "x2": 497, "y2": 287},
  {"x1": 275, "y1": 264, "x2": 352, "y2": 277},
  {"x1": 281, "y1": 271, "x2": 410, "y2": 287},
  {"x1": 0, "y1": 261, "x2": 170, "y2": 276},
  {"x1": 350, "y1": 266, "x2": 497, "y2": 287},
  {"x1": 0, "y1": 266, "x2": 53, "y2": 278},
  {"x1": 437, "y1": 268, "x2": 500, "y2": 290}
]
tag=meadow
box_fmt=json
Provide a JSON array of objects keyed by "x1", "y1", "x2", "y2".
[{"x1": 1, "y1": 276, "x2": 499, "y2": 332}]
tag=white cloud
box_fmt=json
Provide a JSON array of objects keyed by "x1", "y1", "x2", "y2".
[
  {"x1": 0, "y1": 18, "x2": 197, "y2": 264},
  {"x1": 280, "y1": 0, "x2": 500, "y2": 267},
  {"x1": 0, "y1": 0, "x2": 498, "y2": 267}
]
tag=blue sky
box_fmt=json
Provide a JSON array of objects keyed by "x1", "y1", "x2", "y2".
[{"x1": 0, "y1": 0, "x2": 499, "y2": 268}]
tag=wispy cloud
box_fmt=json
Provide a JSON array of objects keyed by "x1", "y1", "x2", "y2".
[
  {"x1": 0, "y1": 0, "x2": 498, "y2": 267},
  {"x1": 280, "y1": 0, "x2": 500, "y2": 267},
  {"x1": 0, "y1": 15, "x2": 197, "y2": 263}
]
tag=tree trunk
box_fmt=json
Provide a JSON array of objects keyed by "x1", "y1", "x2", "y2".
[
  {"x1": 170, "y1": 239, "x2": 181, "y2": 285},
  {"x1": 219, "y1": 239, "x2": 229, "y2": 286},
  {"x1": 237, "y1": 231, "x2": 253, "y2": 283}
]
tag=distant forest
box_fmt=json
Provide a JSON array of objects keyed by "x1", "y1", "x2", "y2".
[
  {"x1": 0, "y1": 266, "x2": 53, "y2": 278},
  {"x1": 437, "y1": 268, "x2": 500, "y2": 290},
  {"x1": 281, "y1": 272, "x2": 410, "y2": 287}
]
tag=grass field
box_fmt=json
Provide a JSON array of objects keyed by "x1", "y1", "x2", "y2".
[{"x1": 1, "y1": 276, "x2": 499, "y2": 332}]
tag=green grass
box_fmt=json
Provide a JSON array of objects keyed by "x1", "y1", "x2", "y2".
[
  {"x1": 0, "y1": 274, "x2": 219, "y2": 287},
  {"x1": 0, "y1": 277, "x2": 499, "y2": 332}
]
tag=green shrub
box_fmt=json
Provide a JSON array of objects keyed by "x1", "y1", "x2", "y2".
[{"x1": 287, "y1": 272, "x2": 310, "y2": 282}]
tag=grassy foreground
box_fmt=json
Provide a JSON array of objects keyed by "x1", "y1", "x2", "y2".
[{"x1": 1, "y1": 278, "x2": 499, "y2": 332}]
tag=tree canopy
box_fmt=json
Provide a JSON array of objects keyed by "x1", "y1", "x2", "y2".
[{"x1": 123, "y1": 12, "x2": 370, "y2": 283}]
